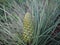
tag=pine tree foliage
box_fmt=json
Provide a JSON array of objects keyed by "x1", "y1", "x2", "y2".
[{"x1": 0, "y1": 0, "x2": 60, "y2": 45}]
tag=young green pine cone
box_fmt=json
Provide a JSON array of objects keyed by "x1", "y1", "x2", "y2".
[{"x1": 22, "y1": 12, "x2": 34, "y2": 43}]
